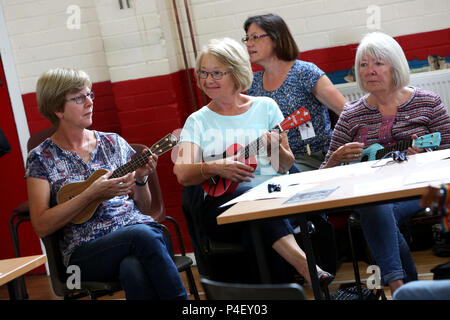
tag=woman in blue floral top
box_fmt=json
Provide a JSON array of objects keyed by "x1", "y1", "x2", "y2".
[
  {"x1": 25, "y1": 68, "x2": 187, "y2": 300},
  {"x1": 243, "y1": 14, "x2": 347, "y2": 171}
]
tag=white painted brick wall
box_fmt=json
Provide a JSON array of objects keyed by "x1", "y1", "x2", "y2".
[{"x1": 1, "y1": 0, "x2": 449, "y2": 93}]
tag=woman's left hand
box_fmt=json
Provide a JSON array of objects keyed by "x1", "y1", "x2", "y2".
[
  {"x1": 135, "y1": 151, "x2": 158, "y2": 181},
  {"x1": 262, "y1": 131, "x2": 283, "y2": 157},
  {"x1": 406, "y1": 134, "x2": 424, "y2": 155}
]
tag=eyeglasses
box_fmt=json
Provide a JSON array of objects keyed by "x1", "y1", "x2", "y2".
[
  {"x1": 241, "y1": 34, "x2": 269, "y2": 43},
  {"x1": 66, "y1": 92, "x2": 95, "y2": 104},
  {"x1": 196, "y1": 70, "x2": 229, "y2": 80}
]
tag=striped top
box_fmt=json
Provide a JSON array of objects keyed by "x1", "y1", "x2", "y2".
[{"x1": 323, "y1": 86, "x2": 450, "y2": 165}]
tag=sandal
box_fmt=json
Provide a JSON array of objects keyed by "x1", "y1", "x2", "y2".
[{"x1": 318, "y1": 270, "x2": 335, "y2": 289}]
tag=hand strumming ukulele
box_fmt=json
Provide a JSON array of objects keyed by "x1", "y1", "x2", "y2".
[
  {"x1": 201, "y1": 107, "x2": 311, "y2": 197},
  {"x1": 57, "y1": 133, "x2": 178, "y2": 224}
]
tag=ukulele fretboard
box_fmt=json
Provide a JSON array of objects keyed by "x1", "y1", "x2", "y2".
[
  {"x1": 110, "y1": 133, "x2": 178, "y2": 179},
  {"x1": 376, "y1": 140, "x2": 412, "y2": 159},
  {"x1": 243, "y1": 125, "x2": 283, "y2": 159},
  {"x1": 111, "y1": 150, "x2": 152, "y2": 178}
]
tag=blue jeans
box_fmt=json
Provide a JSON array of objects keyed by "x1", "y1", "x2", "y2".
[
  {"x1": 355, "y1": 199, "x2": 421, "y2": 285},
  {"x1": 393, "y1": 280, "x2": 450, "y2": 300},
  {"x1": 69, "y1": 223, "x2": 188, "y2": 300}
]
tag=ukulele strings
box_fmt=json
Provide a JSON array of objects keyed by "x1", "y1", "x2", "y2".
[
  {"x1": 111, "y1": 134, "x2": 178, "y2": 178},
  {"x1": 377, "y1": 139, "x2": 412, "y2": 159}
]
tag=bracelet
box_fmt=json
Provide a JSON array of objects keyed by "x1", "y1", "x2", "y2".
[
  {"x1": 135, "y1": 176, "x2": 149, "y2": 186},
  {"x1": 200, "y1": 162, "x2": 208, "y2": 179}
]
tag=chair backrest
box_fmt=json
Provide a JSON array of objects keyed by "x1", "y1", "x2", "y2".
[
  {"x1": 27, "y1": 126, "x2": 56, "y2": 153},
  {"x1": 130, "y1": 143, "x2": 166, "y2": 223},
  {"x1": 200, "y1": 278, "x2": 307, "y2": 300},
  {"x1": 181, "y1": 185, "x2": 258, "y2": 283},
  {"x1": 41, "y1": 230, "x2": 122, "y2": 299}
]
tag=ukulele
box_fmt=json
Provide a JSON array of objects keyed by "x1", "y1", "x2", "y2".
[
  {"x1": 358, "y1": 132, "x2": 441, "y2": 162},
  {"x1": 57, "y1": 133, "x2": 178, "y2": 224},
  {"x1": 201, "y1": 107, "x2": 311, "y2": 197}
]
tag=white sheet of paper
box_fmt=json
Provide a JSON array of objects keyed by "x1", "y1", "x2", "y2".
[
  {"x1": 219, "y1": 177, "x2": 319, "y2": 208},
  {"x1": 298, "y1": 121, "x2": 315, "y2": 139}
]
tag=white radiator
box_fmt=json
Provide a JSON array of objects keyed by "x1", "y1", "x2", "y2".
[{"x1": 335, "y1": 68, "x2": 450, "y2": 114}]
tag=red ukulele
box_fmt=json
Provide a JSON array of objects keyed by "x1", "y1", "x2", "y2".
[{"x1": 201, "y1": 107, "x2": 311, "y2": 197}]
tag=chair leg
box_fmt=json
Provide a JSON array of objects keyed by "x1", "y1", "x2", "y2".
[
  {"x1": 348, "y1": 216, "x2": 387, "y2": 300},
  {"x1": 185, "y1": 268, "x2": 200, "y2": 300},
  {"x1": 10, "y1": 215, "x2": 29, "y2": 299},
  {"x1": 10, "y1": 215, "x2": 21, "y2": 257},
  {"x1": 347, "y1": 217, "x2": 364, "y2": 299}
]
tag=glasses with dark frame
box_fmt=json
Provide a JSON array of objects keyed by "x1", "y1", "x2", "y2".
[
  {"x1": 66, "y1": 91, "x2": 96, "y2": 104},
  {"x1": 241, "y1": 33, "x2": 269, "y2": 43},
  {"x1": 196, "y1": 70, "x2": 229, "y2": 80}
]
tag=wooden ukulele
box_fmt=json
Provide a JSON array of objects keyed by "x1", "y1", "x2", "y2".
[
  {"x1": 57, "y1": 133, "x2": 178, "y2": 224},
  {"x1": 201, "y1": 107, "x2": 311, "y2": 197},
  {"x1": 358, "y1": 132, "x2": 441, "y2": 162}
]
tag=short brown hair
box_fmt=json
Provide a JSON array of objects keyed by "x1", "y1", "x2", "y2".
[
  {"x1": 196, "y1": 37, "x2": 253, "y2": 93},
  {"x1": 36, "y1": 68, "x2": 91, "y2": 126},
  {"x1": 244, "y1": 14, "x2": 299, "y2": 61}
]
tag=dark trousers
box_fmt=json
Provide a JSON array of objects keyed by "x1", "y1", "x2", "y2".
[{"x1": 69, "y1": 223, "x2": 188, "y2": 300}]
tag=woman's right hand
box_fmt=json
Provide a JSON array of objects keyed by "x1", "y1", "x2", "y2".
[
  {"x1": 214, "y1": 154, "x2": 255, "y2": 183},
  {"x1": 88, "y1": 171, "x2": 135, "y2": 198},
  {"x1": 327, "y1": 142, "x2": 364, "y2": 167}
]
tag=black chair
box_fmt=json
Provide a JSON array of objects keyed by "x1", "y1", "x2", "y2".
[
  {"x1": 41, "y1": 231, "x2": 122, "y2": 300},
  {"x1": 41, "y1": 220, "x2": 197, "y2": 300},
  {"x1": 201, "y1": 278, "x2": 307, "y2": 300},
  {"x1": 131, "y1": 144, "x2": 200, "y2": 300},
  {"x1": 9, "y1": 126, "x2": 56, "y2": 299},
  {"x1": 181, "y1": 184, "x2": 259, "y2": 283}
]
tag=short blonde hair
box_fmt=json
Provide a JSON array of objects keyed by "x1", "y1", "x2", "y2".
[
  {"x1": 195, "y1": 37, "x2": 253, "y2": 93},
  {"x1": 36, "y1": 68, "x2": 91, "y2": 126},
  {"x1": 355, "y1": 32, "x2": 410, "y2": 92}
]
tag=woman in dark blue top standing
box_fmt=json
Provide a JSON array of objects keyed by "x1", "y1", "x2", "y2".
[{"x1": 243, "y1": 13, "x2": 347, "y2": 171}]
